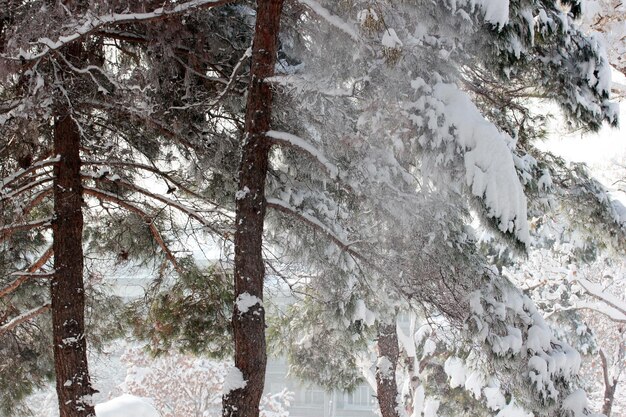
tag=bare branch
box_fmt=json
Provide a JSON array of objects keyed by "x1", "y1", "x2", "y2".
[
  {"x1": 600, "y1": 349, "x2": 612, "y2": 391},
  {"x1": 574, "y1": 277, "x2": 626, "y2": 316},
  {"x1": 545, "y1": 303, "x2": 626, "y2": 323}
]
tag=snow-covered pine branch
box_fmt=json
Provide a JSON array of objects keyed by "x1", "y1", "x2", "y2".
[
  {"x1": 82, "y1": 172, "x2": 231, "y2": 238},
  {"x1": 572, "y1": 276, "x2": 626, "y2": 317},
  {"x1": 83, "y1": 187, "x2": 181, "y2": 272},
  {"x1": 0, "y1": 304, "x2": 51, "y2": 336},
  {"x1": 1, "y1": 0, "x2": 236, "y2": 64},
  {"x1": 0, "y1": 217, "x2": 53, "y2": 242},
  {"x1": 297, "y1": 0, "x2": 360, "y2": 42},
  {"x1": 266, "y1": 197, "x2": 365, "y2": 263},
  {"x1": 0, "y1": 246, "x2": 53, "y2": 299},
  {"x1": 266, "y1": 130, "x2": 338, "y2": 179}
]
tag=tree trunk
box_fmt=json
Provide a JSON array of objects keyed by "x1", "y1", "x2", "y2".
[
  {"x1": 222, "y1": 1, "x2": 283, "y2": 417},
  {"x1": 602, "y1": 382, "x2": 616, "y2": 417},
  {"x1": 376, "y1": 322, "x2": 401, "y2": 417},
  {"x1": 600, "y1": 348, "x2": 618, "y2": 417},
  {"x1": 51, "y1": 109, "x2": 95, "y2": 417}
]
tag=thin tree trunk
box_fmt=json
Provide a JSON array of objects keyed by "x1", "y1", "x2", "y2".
[
  {"x1": 600, "y1": 349, "x2": 617, "y2": 417},
  {"x1": 376, "y1": 322, "x2": 401, "y2": 417},
  {"x1": 602, "y1": 383, "x2": 616, "y2": 417},
  {"x1": 222, "y1": 1, "x2": 283, "y2": 417},
  {"x1": 51, "y1": 108, "x2": 95, "y2": 417}
]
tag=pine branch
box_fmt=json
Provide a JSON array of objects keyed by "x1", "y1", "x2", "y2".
[
  {"x1": 83, "y1": 173, "x2": 231, "y2": 237},
  {"x1": 0, "y1": 177, "x2": 54, "y2": 203},
  {"x1": 83, "y1": 186, "x2": 181, "y2": 272},
  {"x1": 266, "y1": 130, "x2": 339, "y2": 179},
  {"x1": 266, "y1": 198, "x2": 366, "y2": 263},
  {"x1": 0, "y1": 217, "x2": 53, "y2": 242},
  {"x1": 0, "y1": 157, "x2": 59, "y2": 189},
  {"x1": 0, "y1": 304, "x2": 51, "y2": 336},
  {"x1": 0, "y1": 246, "x2": 54, "y2": 299},
  {"x1": 20, "y1": 187, "x2": 54, "y2": 215},
  {"x1": 1, "y1": 0, "x2": 236, "y2": 65},
  {"x1": 82, "y1": 100, "x2": 205, "y2": 153},
  {"x1": 82, "y1": 160, "x2": 216, "y2": 206}
]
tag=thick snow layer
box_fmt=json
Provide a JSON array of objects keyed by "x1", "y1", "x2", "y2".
[
  {"x1": 484, "y1": 386, "x2": 506, "y2": 411},
  {"x1": 495, "y1": 400, "x2": 532, "y2": 417},
  {"x1": 423, "y1": 398, "x2": 440, "y2": 417},
  {"x1": 382, "y1": 29, "x2": 403, "y2": 48},
  {"x1": 411, "y1": 385, "x2": 425, "y2": 417},
  {"x1": 235, "y1": 293, "x2": 262, "y2": 315},
  {"x1": 464, "y1": 371, "x2": 485, "y2": 399},
  {"x1": 444, "y1": 356, "x2": 466, "y2": 388},
  {"x1": 453, "y1": 0, "x2": 510, "y2": 27},
  {"x1": 353, "y1": 299, "x2": 376, "y2": 326},
  {"x1": 562, "y1": 389, "x2": 592, "y2": 417},
  {"x1": 94, "y1": 395, "x2": 159, "y2": 417},
  {"x1": 376, "y1": 356, "x2": 393, "y2": 378},
  {"x1": 431, "y1": 83, "x2": 530, "y2": 244},
  {"x1": 469, "y1": 277, "x2": 584, "y2": 404},
  {"x1": 298, "y1": 0, "x2": 359, "y2": 41},
  {"x1": 223, "y1": 366, "x2": 247, "y2": 395}
]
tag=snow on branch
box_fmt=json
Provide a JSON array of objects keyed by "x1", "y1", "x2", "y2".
[
  {"x1": 84, "y1": 187, "x2": 181, "y2": 272},
  {"x1": 431, "y1": 82, "x2": 530, "y2": 245},
  {"x1": 82, "y1": 173, "x2": 231, "y2": 237},
  {"x1": 266, "y1": 198, "x2": 365, "y2": 263},
  {"x1": 298, "y1": 0, "x2": 360, "y2": 42},
  {"x1": 573, "y1": 277, "x2": 626, "y2": 317},
  {"x1": 266, "y1": 130, "x2": 339, "y2": 179},
  {"x1": 266, "y1": 75, "x2": 356, "y2": 97},
  {"x1": 0, "y1": 217, "x2": 53, "y2": 242},
  {"x1": 0, "y1": 304, "x2": 51, "y2": 336},
  {"x1": 83, "y1": 160, "x2": 214, "y2": 204},
  {"x1": 0, "y1": 157, "x2": 59, "y2": 189},
  {"x1": 2, "y1": 0, "x2": 234, "y2": 63},
  {"x1": 0, "y1": 246, "x2": 54, "y2": 299},
  {"x1": 547, "y1": 302, "x2": 626, "y2": 323},
  {"x1": 0, "y1": 177, "x2": 53, "y2": 202}
]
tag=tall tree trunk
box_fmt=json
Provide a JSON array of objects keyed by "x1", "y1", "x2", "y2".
[
  {"x1": 376, "y1": 321, "x2": 401, "y2": 417},
  {"x1": 222, "y1": 1, "x2": 283, "y2": 417},
  {"x1": 51, "y1": 107, "x2": 95, "y2": 417}
]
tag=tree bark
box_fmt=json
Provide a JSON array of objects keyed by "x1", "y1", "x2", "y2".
[
  {"x1": 376, "y1": 322, "x2": 401, "y2": 417},
  {"x1": 600, "y1": 349, "x2": 618, "y2": 417},
  {"x1": 222, "y1": 1, "x2": 283, "y2": 417},
  {"x1": 51, "y1": 109, "x2": 95, "y2": 417}
]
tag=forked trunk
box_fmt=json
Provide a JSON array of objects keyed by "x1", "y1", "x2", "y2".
[
  {"x1": 376, "y1": 322, "x2": 401, "y2": 417},
  {"x1": 222, "y1": 1, "x2": 284, "y2": 417},
  {"x1": 51, "y1": 109, "x2": 95, "y2": 417}
]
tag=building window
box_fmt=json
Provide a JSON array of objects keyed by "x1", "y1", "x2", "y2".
[
  {"x1": 345, "y1": 385, "x2": 374, "y2": 408},
  {"x1": 303, "y1": 388, "x2": 325, "y2": 405}
]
